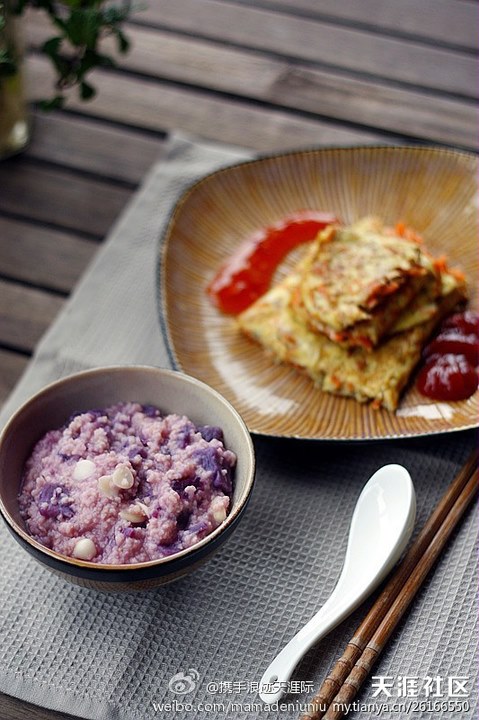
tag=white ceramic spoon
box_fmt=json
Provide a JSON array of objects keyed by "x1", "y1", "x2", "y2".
[{"x1": 259, "y1": 463, "x2": 416, "y2": 705}]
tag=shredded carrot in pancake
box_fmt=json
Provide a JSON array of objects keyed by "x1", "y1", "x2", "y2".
[
  {"x1": 395, "y1": 221, "x2": 424, "y2": 244},
  {"x1": 433, "y1": 255, "x2": 466, "y2": 283}
]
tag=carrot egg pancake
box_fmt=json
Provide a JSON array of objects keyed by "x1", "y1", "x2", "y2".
[
  {"x1": 294, "y1": 217, "x2": 437, "y2": 350},
  {"x1": 237, "y1": 219, "x2": 467, "y2": 412}
]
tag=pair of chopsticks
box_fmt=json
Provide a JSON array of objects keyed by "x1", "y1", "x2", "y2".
[{"x1": 300, "y1": 449, "x2": 478, "y2": 720}]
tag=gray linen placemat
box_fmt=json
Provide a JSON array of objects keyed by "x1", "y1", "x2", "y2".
[{"x1": 0, "y1": 134, "x2": 477, "y2": 720}]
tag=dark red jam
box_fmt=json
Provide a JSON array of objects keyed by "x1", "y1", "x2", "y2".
[
  {"x1": 417, "y1": 311, "x2": 478, "y2": 401},
  {"x1": 425, "y1": 330, "x2": 478, "y2": 366},
  {"x1": 417, "y1": 354, "x2": 478, "y2": 401},
  {"x1": 207, "y1": 210, "x2": 338, "y2": 314},
  {"x1": 442, "y1": 310, "x2": 478, "y2": 335}
]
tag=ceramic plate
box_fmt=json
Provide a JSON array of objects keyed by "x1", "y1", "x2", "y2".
[{"x1": 159, "y1": 146, "x2": 478, "y2": 440}]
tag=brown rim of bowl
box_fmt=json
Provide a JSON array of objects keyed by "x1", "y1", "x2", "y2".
[{"x1": 0, "y1": 365, "x2": 255, "y2": 572}]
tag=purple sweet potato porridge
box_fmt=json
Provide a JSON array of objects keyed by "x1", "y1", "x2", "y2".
[{"x1": 18, "y1": 403, "x2": 236, "y2": 564}]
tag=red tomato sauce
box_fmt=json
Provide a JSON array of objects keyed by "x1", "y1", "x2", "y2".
[
  {"x1": 207, "y1": 211, "x2": 338, "y2": 314},
  {"x1": 417, "y1": 311, "x2": 479, "y2": 401}
]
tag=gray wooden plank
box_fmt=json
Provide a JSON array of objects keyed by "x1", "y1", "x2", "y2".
[
  {"x1": 0, "y1": 279, "x2": 64, "y2": 352},
  {"x1": 48, "y1": 25, "x2": 479, "y2": 149},
  {"x1": 0, "y1": 694, "x2": 77, "y2": 720},
  {"x1": 26, "y1": 57, "x2": 395, "y2": 152},
  {"x1": 263, "y1": 66, "x2": 477, "y2": 150},
  {"x1": 26, "y1": 20, "x2": 476, "y2": 148},
  {"x1": 0, "y1": 216, "x2": 97, "y2": 293},
  {"x1": 0, "y1": 159, "x2": 131, "y2": 236},
  {"x1": 0, "y1": 349, "x2": 29, "y2": 409},
  {"x1": 227, "y1": 0, "x2": 479, "y2": 50},
  {"x1": 133, "y1": 0, "x2": 477, "y2": 97},
  {"x1": 27, "y1": 113, "x2": 165, "y2": 185}
]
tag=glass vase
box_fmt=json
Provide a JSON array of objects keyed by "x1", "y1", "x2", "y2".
[{"x1": 0, "y1": 1, "x2": 30, "y2": 159}]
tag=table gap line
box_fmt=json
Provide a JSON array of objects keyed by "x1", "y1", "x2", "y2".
[
  {"x1": 0, "y1": 274, "x2": 70, "y2": 300},
  {"x1": 0, "y1": 341, "x2": 33, "y2": 359},
  {"x1": 40, "y1": 108, "x2": 169, "y2": 142},
  {"x1": 12, "y1": 149, "x2": 140, "y2": 192},
  {"x1": 0, "y1": 211, "x2": 102, "y2": 243}
]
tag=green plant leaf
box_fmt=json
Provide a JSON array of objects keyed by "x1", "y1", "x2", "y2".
[
  {"x1": 52, "y1": 15, "x2": 68, "y2": 34},
  {"x1": 6, "y1": 0, "x2": 135, "y2": 109},
  {"x1": 41, "y1": 36, "x2": 62, "y2": 56},
  {"x1": 63, "y1": 8, "x2": 101, "y2": 47},
  {"x1": 38, "y1": 94, "x2": 65, "y2": 111},
  {"x1": 79, "y1": 80, "x2": 96, "y2": 100},
  {"x1": 45, "y1": 48, "x2": 72, "y2": 82},
  {"x1": 97, "y1": 52, "x2": 116, "y2": 68},
  {"x1": 61, "y1": 0, "x2": 84, "y2": 7},
  {"x1": 77, "y1": 48, "x2": 98, "y2": 75},
  {"x1": 116, "y1": 29, "x2": 130, "y2": 54},
  {"x1": 77, "y1": 48, "x2": 115, "y2": 77},
  {"x1": 0, "y1": 50, "x2": 17, "y2": 77}
]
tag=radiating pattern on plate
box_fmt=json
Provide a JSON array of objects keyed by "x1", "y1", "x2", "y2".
[{"x1": 160, "y1": 146, "x2": 478, "y2": 440}]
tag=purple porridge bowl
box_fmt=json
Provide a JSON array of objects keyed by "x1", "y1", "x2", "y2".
[{"x1": 0, "y1": 366, "x2": 255, "y2": 590}]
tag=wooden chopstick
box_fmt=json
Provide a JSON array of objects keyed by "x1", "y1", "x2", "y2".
[{"x1": 301, "y1": 450, "x2": 478, "y2": 720}]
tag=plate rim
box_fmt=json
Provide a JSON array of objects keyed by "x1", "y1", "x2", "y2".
[{"x1": 157, "y1": 143, "x2": 478, "y2": 442}]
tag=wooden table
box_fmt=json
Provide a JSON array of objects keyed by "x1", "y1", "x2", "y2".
[{"x1": 0, "y1": 2, "x2": 477, "y2": 718}]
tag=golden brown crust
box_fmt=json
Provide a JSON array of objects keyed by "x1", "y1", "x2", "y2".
[{"x1": 295, "y1": 217, "x2": 437, "y2": 350}]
